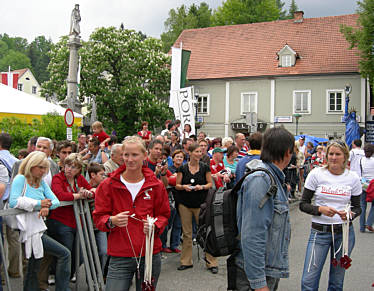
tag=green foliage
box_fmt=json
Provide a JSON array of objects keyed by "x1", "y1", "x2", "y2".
[
  {"x1": 27, "y1": 36, "x2": 53, "y2": 83},
  {"x1": 40, "y1": 36, "x2": 70, "y2": 101},
  {"x1": 276, "y1": 0, "x2": 288, "y2": 19},
  {"x1": 0, "y1": 113, "x2": 79, "y2": 156},
  {"x1": 0, "y1": 50, "x2": 31, "y2": 71},
  {"x1": 80, "y1": 27, "x2": 173, "y2": 138},
  {"x1": 0, "y1": 33, "x2": 52, "y2": 83},
  {"x1": 341, "y1": 0, "x2": 374, "y2": 85},
  {"x1": 161, "y1": 3, "x2": 212, "y2": 53},
  {"x1": 211, "y1": 0, "x2": 280, "y2": 26},
  {"x1": 288, "y1": 0, "x2": 299, "y2": 18}
]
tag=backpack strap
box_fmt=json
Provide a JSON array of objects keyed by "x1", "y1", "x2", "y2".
[{"x1": 235, "y1": 167, "x2": 278, "y2": 209}]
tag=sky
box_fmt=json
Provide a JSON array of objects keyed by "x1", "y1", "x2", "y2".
[{"x1": 0, "y1": 0, "x2": 359, "y2": 43}]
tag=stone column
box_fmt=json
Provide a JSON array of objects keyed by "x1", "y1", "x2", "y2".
[{"x1": 66, "y1": 35, "x2": 82, "y2": 113}]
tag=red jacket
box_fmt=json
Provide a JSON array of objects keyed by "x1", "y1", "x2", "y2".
[
  {"x1": 50, "y1": 172, "x2": 92, "y2": 228},
  {"x1": 93, "y1": 164, "x2": 170, "y2": 258}
]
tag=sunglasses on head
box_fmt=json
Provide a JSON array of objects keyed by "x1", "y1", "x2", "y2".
[{"x1": 328, "y1": 140, "x2": 347, "y2": 147}]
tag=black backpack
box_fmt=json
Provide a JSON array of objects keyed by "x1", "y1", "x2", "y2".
[{"x1": 196, "y1": 167, "x2": 278, "y2": 257}]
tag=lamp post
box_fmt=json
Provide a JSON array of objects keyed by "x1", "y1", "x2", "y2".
[
  {"x1": 193, "y1": 87, "x2": 199, "y2": 134},
  {"x1": 293, "y1": 113, "x2": 302, "y2": 136}
]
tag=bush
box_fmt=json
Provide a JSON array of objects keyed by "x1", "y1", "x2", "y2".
[{"x1": 0, "y1": 113, "x2": 79, "y2": 156}]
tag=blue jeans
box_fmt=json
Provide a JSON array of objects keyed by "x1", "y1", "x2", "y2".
[
  {"x1": 23, "y1": 233, "x2": 71, "y2": 291},
  {"x1": 301, "y1": 226, "x2": 355, "y2": 291},
  {"x1": 47, "y1": 219, "x2": 80, "y2": 276},
  {"x1": 106, "y1": 253, "x2": 161, "y2": 291},
  {"x1": 160, "y1": 208, "x2": 181, "y2": 250},
  {"x1": 359, "y1": 191, "x2": 374, "y2": 231},
  {"x1": 170, "y1": 210, "x2": 182, "y2": 250},
  {"x1": 95, "y1": 230, "x2": 108, "y2": 274}
]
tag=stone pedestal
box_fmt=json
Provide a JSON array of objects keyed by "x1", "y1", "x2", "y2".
[{"x1": 66, "y1": 35, "x2": 82, "y2": 113}]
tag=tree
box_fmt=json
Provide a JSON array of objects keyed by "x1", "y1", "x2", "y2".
[
  {"x1": 0, "y1": 50, "x2": 31, "y2": 71},
  {"x1": 341, "y1": 0, "x2": 374, "y2": 85},
  {"x1": 80, "y1": 27, "x2": 172, "y2": 137},
  {"x1": 288, "y1": 0, "x2": 299, "y2": 18},
  {"x1": 211, "y1": 0, "x2": 280, "y2": 26},
  {"x1": 276, "y1": 0, "x2": 287, "y2": 19},
  {"x1": 27, "y1": 36, "x2": 53, "y2": 83},
  {"x1": 40, "y1": 36, "x2": 70, "y2": 101},
  {"x1": 161, "y1": 2, "x2": 212, "y2": 52}
]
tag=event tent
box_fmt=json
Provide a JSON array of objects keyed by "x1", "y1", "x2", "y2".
[{"x1": 0, "y1": 84, "x2": 83, "y2": 126}]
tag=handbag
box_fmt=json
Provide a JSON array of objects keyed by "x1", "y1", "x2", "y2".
[{"x1": 3, "y1": 179, "x2": 27, "y2": 230}]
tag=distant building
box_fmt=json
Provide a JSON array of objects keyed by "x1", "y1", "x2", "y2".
[
  {"x1": 172, "y1": 12, "x2": 368, "y2": 139},
  {"x1": 12, "y1": 68, "x2": 42, "y2": 97}
]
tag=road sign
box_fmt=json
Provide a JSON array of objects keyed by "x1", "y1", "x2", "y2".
[
  {"x1": 66, "y1": 127, "x2": 73, "y2": 141},
  {"x1": 64, "y1": 108, "x2": 74, "y2": 127}
]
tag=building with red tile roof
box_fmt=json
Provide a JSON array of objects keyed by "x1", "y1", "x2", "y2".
[{"x1": 172, "y1": 12, "x2": 368, "y2": 139}]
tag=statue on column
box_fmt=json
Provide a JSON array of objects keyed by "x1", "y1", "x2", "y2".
[
  {"x1": 344, "y1": 87, "x2": 360, "y2": 148},
  {"x1": 70, "y1": 4, "x2": 81, "y2": 36}
]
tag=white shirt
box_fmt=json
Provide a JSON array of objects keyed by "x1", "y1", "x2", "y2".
[
  {"x1": 349, "y1": 148, "x2": 365, "y2": 176},
  {"x1": 120, "y1": 175, "x2": 145, "y2": 202},
  {"x1": 305, "y1": 167, "x2": 361, "y2": 225},
  {"x1": 360, "y1": 157, "x2": 374, "y2": 180},
  {"x1": 43, "y1": 170, "x2": 52, "y2": 188}
]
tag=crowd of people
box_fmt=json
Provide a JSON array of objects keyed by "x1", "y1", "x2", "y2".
[{"x1": 0, "y1": 117, "x2": 372, "y2": 291}]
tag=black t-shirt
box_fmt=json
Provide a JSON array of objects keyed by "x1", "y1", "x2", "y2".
[{"x1": 176, "y1": 161, "x2": 210, "y2": 208}]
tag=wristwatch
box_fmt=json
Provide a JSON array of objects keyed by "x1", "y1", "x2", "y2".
[{"x1": 106, "y1": 216, "x2": 115, "y2": 229}]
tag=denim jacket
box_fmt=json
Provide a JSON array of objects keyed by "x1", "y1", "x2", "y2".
[{"x1": 235, "y1": 161, "x2": 290, "y2": 290}]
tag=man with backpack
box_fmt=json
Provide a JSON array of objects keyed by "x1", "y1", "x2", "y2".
[{"x1": 234, "y1": 127, "x2": 294, "y2": 291}]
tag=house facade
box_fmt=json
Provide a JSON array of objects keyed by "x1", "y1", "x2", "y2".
[
  {"x1": 13, "y1": 68, "x2": 42, "y2": 97},
  {"x1": 173, "y1": 12, "x2": 368, "y2": 139}
]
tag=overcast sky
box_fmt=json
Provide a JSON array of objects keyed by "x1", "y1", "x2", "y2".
[{"x1": 0, "y1": 0, "x2": 358, "y2": 43}]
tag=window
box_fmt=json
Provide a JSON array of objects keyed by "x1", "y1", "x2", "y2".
[
  {"x1": 326, "y1": 90, "x2": 344, "y2": 113},
  {"x1": 197, "y1": 94, "x2": 209, "y2": 115},
  {"x1": 293, "y1": 90, "x2": 311, "y2": 114},
  {"x1": 281, "y1": 55, "x2": 292, "y2": 67},
  {"x1": 241, "y1": 92, "x2": 258, "y2": 115},
  {"x1": 17, "y1": 84, "x2": 23, "y2": 91},
  {"x1": 32, "y1": 86, "x2": 37, "y2": 94}
]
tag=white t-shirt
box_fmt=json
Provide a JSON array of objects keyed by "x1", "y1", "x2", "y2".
[
  {"x1": 304, "y1": 167, "x2": 361, "y2": 225},
  {"x1": 160, "y1": 129, "x2": 168, "y2": 136},
  {"x1": 120, "y1": 175, "x2": 145, "y2": 202},
  {"x1": 349, "y1": 148, "x2": 364, "y2": 176},
  {"x1": 360, "y1": 157, "x2": 374, "y2": 180},
  {"x1": 298, "y1": 144, "x2": 306, "y2": 155}
]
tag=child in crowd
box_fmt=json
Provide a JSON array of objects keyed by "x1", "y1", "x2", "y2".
[{"x1": 92, "y1": 121, "x2": 110, "y2": 149}]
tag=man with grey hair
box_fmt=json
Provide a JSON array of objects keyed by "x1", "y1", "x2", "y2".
[
  {"x1": 103, "y1": 143, "x2": 124, "y2": 174},
  {"x1": 12, "y1": 137, "x2": 59, "y2": 187}
]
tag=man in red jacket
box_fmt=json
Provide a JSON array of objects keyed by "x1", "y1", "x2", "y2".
[{"x1": 93, "y1": 136, "x2": 170, "y2": 291}]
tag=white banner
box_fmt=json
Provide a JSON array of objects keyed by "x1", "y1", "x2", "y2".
[{"x1": 173, "y1": 87, "x2": 195, "y2": 135}]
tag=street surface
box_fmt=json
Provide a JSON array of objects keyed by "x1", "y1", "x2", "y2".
[{"x1": 4, "y1": 202, "x2": 374, "y2": 290}]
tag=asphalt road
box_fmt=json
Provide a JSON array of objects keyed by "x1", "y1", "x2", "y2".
[{"x1": 4, "y1": 202, "x2": 374, "y2": 290}]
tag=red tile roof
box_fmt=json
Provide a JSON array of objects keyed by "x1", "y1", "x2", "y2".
[
  {"x1": 11, "y1": 68, "x2": 28, "y2": 78},
  {"x1": 173, "y1": 14, "x2": 360, "y2": 80}
]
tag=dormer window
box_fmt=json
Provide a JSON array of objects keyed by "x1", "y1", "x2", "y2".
[{"x1": 277, "y1": 45, "x2": 297, "y2": 67}]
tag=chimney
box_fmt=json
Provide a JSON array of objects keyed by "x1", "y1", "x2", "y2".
[{"x1": 293, "y1": 11, "x2": 304, "y2": 23}]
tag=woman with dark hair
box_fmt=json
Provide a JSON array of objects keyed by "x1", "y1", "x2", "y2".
[
  {"x1": 175, "y1": 143, "x2": 217, "y2": 273},
  {"x1": 223, "y1": 145, "x2": 239, "y2": 189},
  {"x1": 359, "y1": 143, "x2": 374, "y2": 232},
  {"x1": 137, "y1": 121, "x2": 152, "y2": 146},
  {"x1": 182, "y1": 124, "x2": 192, "y2": 140},
  {"x1": 300, "y1": 140, "x2": 361, "y2": 290}
]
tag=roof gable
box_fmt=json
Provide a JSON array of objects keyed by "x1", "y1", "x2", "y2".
[
  {"x1": 173, "y1": 14, "x2": 360, "y2": 80},
  {"x1": 277, "y1": 44, "x2": 296, "y2": 56}
]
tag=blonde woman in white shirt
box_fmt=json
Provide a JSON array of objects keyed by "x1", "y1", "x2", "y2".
[{"x1": 299, "y1": 140, "x2": 362, "y2": 291}]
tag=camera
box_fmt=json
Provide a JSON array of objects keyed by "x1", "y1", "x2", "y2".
[{"x1": 161, "y1": 159, "x2": 167, "y2": 166}]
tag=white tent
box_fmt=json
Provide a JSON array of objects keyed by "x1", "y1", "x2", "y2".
[{"x1": 0, "y1": 84, "x2": 83, "y2": 126}]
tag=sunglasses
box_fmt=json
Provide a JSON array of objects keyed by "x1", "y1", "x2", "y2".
[{"x1": 328, "y1": 140, "x2": 347, "y2": 147}]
